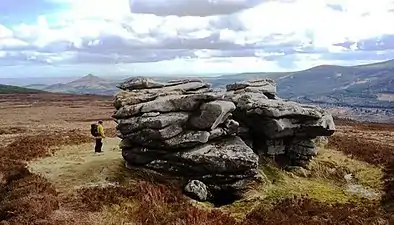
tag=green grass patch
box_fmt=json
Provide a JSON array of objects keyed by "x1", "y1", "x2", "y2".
[
  {"x1": 221, "y1": 148, "x2": 384, "y2": 219},
  {"x1": 312, "y1": 147, "x2": 384, "y2": 190}
]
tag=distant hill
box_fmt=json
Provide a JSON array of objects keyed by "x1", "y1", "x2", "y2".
[
  {"x1": 19, "y1": 59, "x2": 394, "y2": 108},
  {"x1": 42, "y1": 74, "x2": 119, "y2": 96},
  {"x1": 209, "y1": 59, "x2": 394, "y2": 108},
  {"x1": 275, "y1": 60, "x2": 394, "y2": 108},
  {"x1": 0, "y1": 84, "x2": 44, "y2": 94}
]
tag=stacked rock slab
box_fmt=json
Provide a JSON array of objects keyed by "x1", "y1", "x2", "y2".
[
  {"x1": 225, "y1": 79, "x2": 336, "y2": 167},
  {"x1": 113, "y1": 77, "x2": 259, "y2": 201}
]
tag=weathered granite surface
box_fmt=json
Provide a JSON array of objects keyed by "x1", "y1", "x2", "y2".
[{"x1": 113, "y1": 77, "x2": 336, "y2": 202}]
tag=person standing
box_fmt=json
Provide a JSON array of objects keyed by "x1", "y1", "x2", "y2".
[{"x1": 94, "y1": 120, "x2": 105, "y2": 153}]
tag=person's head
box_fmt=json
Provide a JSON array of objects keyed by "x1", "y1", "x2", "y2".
[{"x1": 98, "y1": 120, "x2": 103, "y2": 125}]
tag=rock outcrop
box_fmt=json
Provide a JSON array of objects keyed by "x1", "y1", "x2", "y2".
[
  {"x1": 113, "y1": 77, "x2": 335, "y2": 203},
  {"x1": 113, "y1": 77, "x2": 259, "y2": 202},
  {"x1": 224, "y1": 79, "x2": 335, "y2": 167}
]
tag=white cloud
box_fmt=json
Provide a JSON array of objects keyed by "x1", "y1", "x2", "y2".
[
  {"x1": 128, "y1": 0, "x2": 268, "y2": 16},
  {"x1": 1, "y1": 0, "x2": 394, "y2": 76},
  {"x1": 0, "y1": 25, "x2": 13, "y2": 39},
  {"x1": 0, "y1": 38, "x2": 30, "y2": 50},
  {"x1": 237, "y1": 0, "x2": 394, "y2": 49}
]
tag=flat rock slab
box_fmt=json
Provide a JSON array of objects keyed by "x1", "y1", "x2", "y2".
[
  {"x1": 114, "y1": 91, "x2": 158, "y2": 109},
  {"x1": 160, "y1": 81, "x2": 210, "y2": 93},
  {"x1": 121, "y1": 130, "x2": 211, "y2": 149},
  {"x1": 121, "y1": 124, "x2": 184, "y2": 142},
  {"x1": 246, "y1": 113, "x2": 335, "y2": 139},
  {"x1": 118, "y1": 77, "x2": 167, "y2": 90},
  {"x1": 226, "y1": 79, "x2": 276, "y2": 94},
  {"x1": 116, "y1": 112, "x2": 190, "y2": 134},
  {"x1": 179, "y1": 136, "x2": 258, "y2": 173},
  {"x1": 157, "y1": 136, "x2": 258, "y2": 174},
  {"x1": 240, "y1": 98, "x2": 324, "y2": 119},
  {"x1": 113, "y1": 94, "x2": 219, "y2": 119},
  {"x1": 117, "y1": 77, "x2": 211, "y2": 92},
  {"x1": 190, "y1": 100, "x2": 236, "y2": 130}
]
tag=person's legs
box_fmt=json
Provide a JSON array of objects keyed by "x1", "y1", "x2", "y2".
[
  {"x1": 94, "y1": 138, "x2": 98, "y2": 152},
  {"x1": 95, "y1": 138, "x2": 102, "y2": 153},
  {"x1": 99, "y1": 138, "x2": 103, "y2": 152}
]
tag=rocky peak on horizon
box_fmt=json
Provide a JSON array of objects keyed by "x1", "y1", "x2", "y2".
[{"x1": 68, "y1": 74, "x2": 108, "y2": 85}]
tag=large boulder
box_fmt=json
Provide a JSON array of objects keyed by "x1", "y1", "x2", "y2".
[
  {"x1": 226, "y1": 80, "x2": 335, "y2": 168},
  {"x1": 114, "y1": 78, "x2": 259, "y2": 202},
  {"x1": 113, "y1": 76, "x2": 336, "y2": 203}
]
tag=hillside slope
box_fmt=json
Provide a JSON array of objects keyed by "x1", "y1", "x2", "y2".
[
  {"x1": 211, "y1": 59, "x2": 394, "y2": 108},
  {"x1": 44, "y1": 74, "x2": 119, "y2": 95},
  {"x1": 0, "y1": 84, "x2": 44, "y2": 94},
  {"x1": 276, "y1": 60, "x2": 394, "y2": 108}
]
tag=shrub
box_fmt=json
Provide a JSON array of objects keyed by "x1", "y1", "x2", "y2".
[{"x1": 327, "y1": 135, "x2": 394, "y2": 166}]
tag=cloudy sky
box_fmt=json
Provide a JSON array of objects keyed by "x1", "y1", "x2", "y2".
[{"x1": 1, "y1": 0, "x2": 394, "y2": 77}]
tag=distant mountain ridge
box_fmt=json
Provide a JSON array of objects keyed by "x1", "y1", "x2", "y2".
[
  {"x1": 276, "y1": 60, "x2": 394, "y2": 105},
  {"x1": 37, "y1": 74, "x2": 120, "y2": 96},
  {"x1": 208, "y1": 59, "x2": 394, "y2": 108},
  {"x1": 17, "y1": 59, "x2": 394, "y2": 108}
]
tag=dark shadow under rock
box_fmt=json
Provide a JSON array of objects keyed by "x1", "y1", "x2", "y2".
[{"x1": 210, "y1": 188, "x2": 243, "y2": 207}]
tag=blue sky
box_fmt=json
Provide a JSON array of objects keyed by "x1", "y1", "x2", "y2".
[{"x1": 1, "y1": 0, "x2": 394, "y2": 77}]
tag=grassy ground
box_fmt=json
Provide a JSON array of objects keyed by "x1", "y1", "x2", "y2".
[
  {"x1": 24, "y1": 136, "x2": 385, "y2": 224},
  {"x1": 220, "y1": 146, "x2": 384, "y2": 220},
  {"x1": 28, "y1": 138, "x2": 124, "y2": 194},
  {"x1": 1, "y1": 93, "x2": 393, "y2": 224}
]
